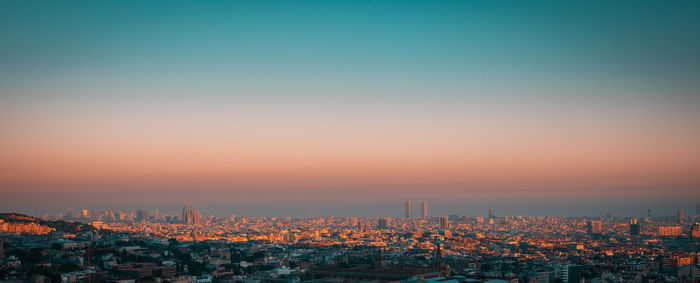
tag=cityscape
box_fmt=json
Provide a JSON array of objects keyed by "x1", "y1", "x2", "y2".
[
  {"x1": 2, "y1": 202, "x2": 700, "y2": 282},
  {"x1": 3, "y1": 0, "x2": 700, "y2": 282}
]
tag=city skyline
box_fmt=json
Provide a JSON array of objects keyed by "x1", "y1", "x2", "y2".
[
  {"x1": 2, "y1": 1, "x2": 700, "y2": 217},
  {"x1": 4, "y1": 202, "x2": 700, "y2": 282},
  {"x1": 3, "y1": 1, "x2": 700, "y2": 282},
  {"x1": 17, "y1": 201, "x2": 700, "y2": 220}
]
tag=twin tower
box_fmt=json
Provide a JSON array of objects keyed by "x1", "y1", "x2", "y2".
[{"x1": 404, "y1": 201, "x2": 428, "y2": 218}]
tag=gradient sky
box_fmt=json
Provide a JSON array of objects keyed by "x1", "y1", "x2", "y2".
[{"x1": 1, "y1": 1, "x2": 699, "y2": 217}]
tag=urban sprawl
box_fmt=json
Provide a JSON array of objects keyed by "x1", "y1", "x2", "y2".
[{"x1": 2, "y1": 202, "x2": 700, "y2": 283}]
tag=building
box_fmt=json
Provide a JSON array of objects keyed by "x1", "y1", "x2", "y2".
[
  {"x1": 678, "y1": 208, "x2": 684, "y2": 223},
  {"x1": 357, "y1": 222, "x2": 369, "y2": 232},
  {"x1": 648, "y1": 208, "x2": 652, "y2": 218},
  {"x1": 488, "y1": 209, "x2": 494, "y2": 219},
  {"x1": 182, "y1": 204, "x2": 201, "y2": 225},
  {"x1": 405, "y1": 201, "x2": 412, "y2": 218},
  {"x1": 377, "y1": 218, "x2": 390, "y2": 229},
  {"x1": 311, "y1": 265, "x2": 449, "y2": 281},
  {"x1": 629, "y1": 218, "x2": 640, "y2": 235},
  {"x1": 587, "y1": 220, "x2": 602, "y2": 235},
  {"x1": 663, "y1": 256, "x2": 693, "y2": 267},
  {"x1": 535, "y1": 271, "x2": 550, "y2": 283},
  {"x1": 659, "y1": 226, "x2": 682, "y2": 236},
  {"x1": 439, "y1": 216, "x2": 450, "y2": 230},
  {"x1": 556, "y1": 264, "x2": 582, "y2": 283},
  {"x1": 136, "y1": 209, "x2": 150, "y2": 223},
  {"x1": 691, "y1": 223, "x2": 700, "y2": 240},
  {"x1": 421, "y1": 201, "x2": 427, "y2": 218}
]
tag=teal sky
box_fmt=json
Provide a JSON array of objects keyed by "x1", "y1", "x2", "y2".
[
  {"x1": 3, "y1": 1, "x2": 700, "y2": 96},
  {"x1": 1, "y1": 1, "x2": 700, "y2": 217}
]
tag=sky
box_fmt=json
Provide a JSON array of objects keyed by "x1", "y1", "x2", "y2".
[{"x1": 1, "y1": 1, "x2": 699, "y2": 217}]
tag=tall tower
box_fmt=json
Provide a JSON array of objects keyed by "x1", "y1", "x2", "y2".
[
  {"x1": 439, "y1": 216, "x2": 450, "y2": 230},
  {"x1": 488, "y1": 209, "x2": 494, "y2": 219},
  {"x1": 136, "y1": 209, "x2": 149, "y2": 222},
  {"x1": 588, "y1": 220, "x2": 602, "y2": 235},
  {"x1": 678, "y1": 209, "x2": 684, "y2": 223},
  {"x1": 647, "y1": 208, "x2": 652, "y2": 218},
  {"x1": 193, "y1": 207, "x2": 201, "y2": 225},
  {"x1": 629, "y1": 218, "x2": 640, "y2": 235},
  {"x1": 182, "y1": 203, "x2": 200, "y2": 225},
  {"x1": 405, "y1": 201, "x2": 412, "y2": 218},
  {"x1": 434, "y1": 237, "x2": 442, "y2": 267},
  {"x1": 421, "y1": 201, "x2": 428, "y2": 218},
  {"x1": 180, "y1": 204, "x2": 190, "y2": 224}
]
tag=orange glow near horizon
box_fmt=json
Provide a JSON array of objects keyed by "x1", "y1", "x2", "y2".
[{"x1": 1, "y1": 93, "x2": 699, "y2": 200}]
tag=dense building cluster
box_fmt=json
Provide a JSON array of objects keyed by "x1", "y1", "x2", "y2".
[{"x1": 2, "y1": 204, "x2": 700, "y2": 282}]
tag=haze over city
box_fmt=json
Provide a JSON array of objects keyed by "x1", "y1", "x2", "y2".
[
  {"x1": 5, "y1": 2, "x2": 700, "y2": 283},
  {"x1": 2, "y1": 1, "x2": 700, "y2": 217}
]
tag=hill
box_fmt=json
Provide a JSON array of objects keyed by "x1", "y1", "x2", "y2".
[{"x1": 0, "y1": 213, "x2": 96, "y2": 234}]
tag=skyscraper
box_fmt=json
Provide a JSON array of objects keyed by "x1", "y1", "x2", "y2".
[
  {"x1": 488, "y1": 209, "x2": 494, "y2": 219},
  {"x1": 588, "y1": 220, "x2": 602, "y2": 235},
  {"x1": 439, "y1": 216, "x2": 450, "y2": 230},
  {"x1": 678, "y1": 209, "x2": 684, "y2": 223},
  {"x1": 136, "y1": 209, "x2": 149, "y2": 223},
  {"x1": 405, "y1": 201, "x2": 412, "y2": 218},
  {"x1": 629, "y1": 218, "x2": 640, "y2": 235},
  {"x1": 648, "y1": 208, "x2": 652, "y2": 218},
  {"x1": 421, "y1": 201, "x2": 427, "y2": 218},
  {"x1": 182, "y1": 204, "x2": 201, "y2": 225}
]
